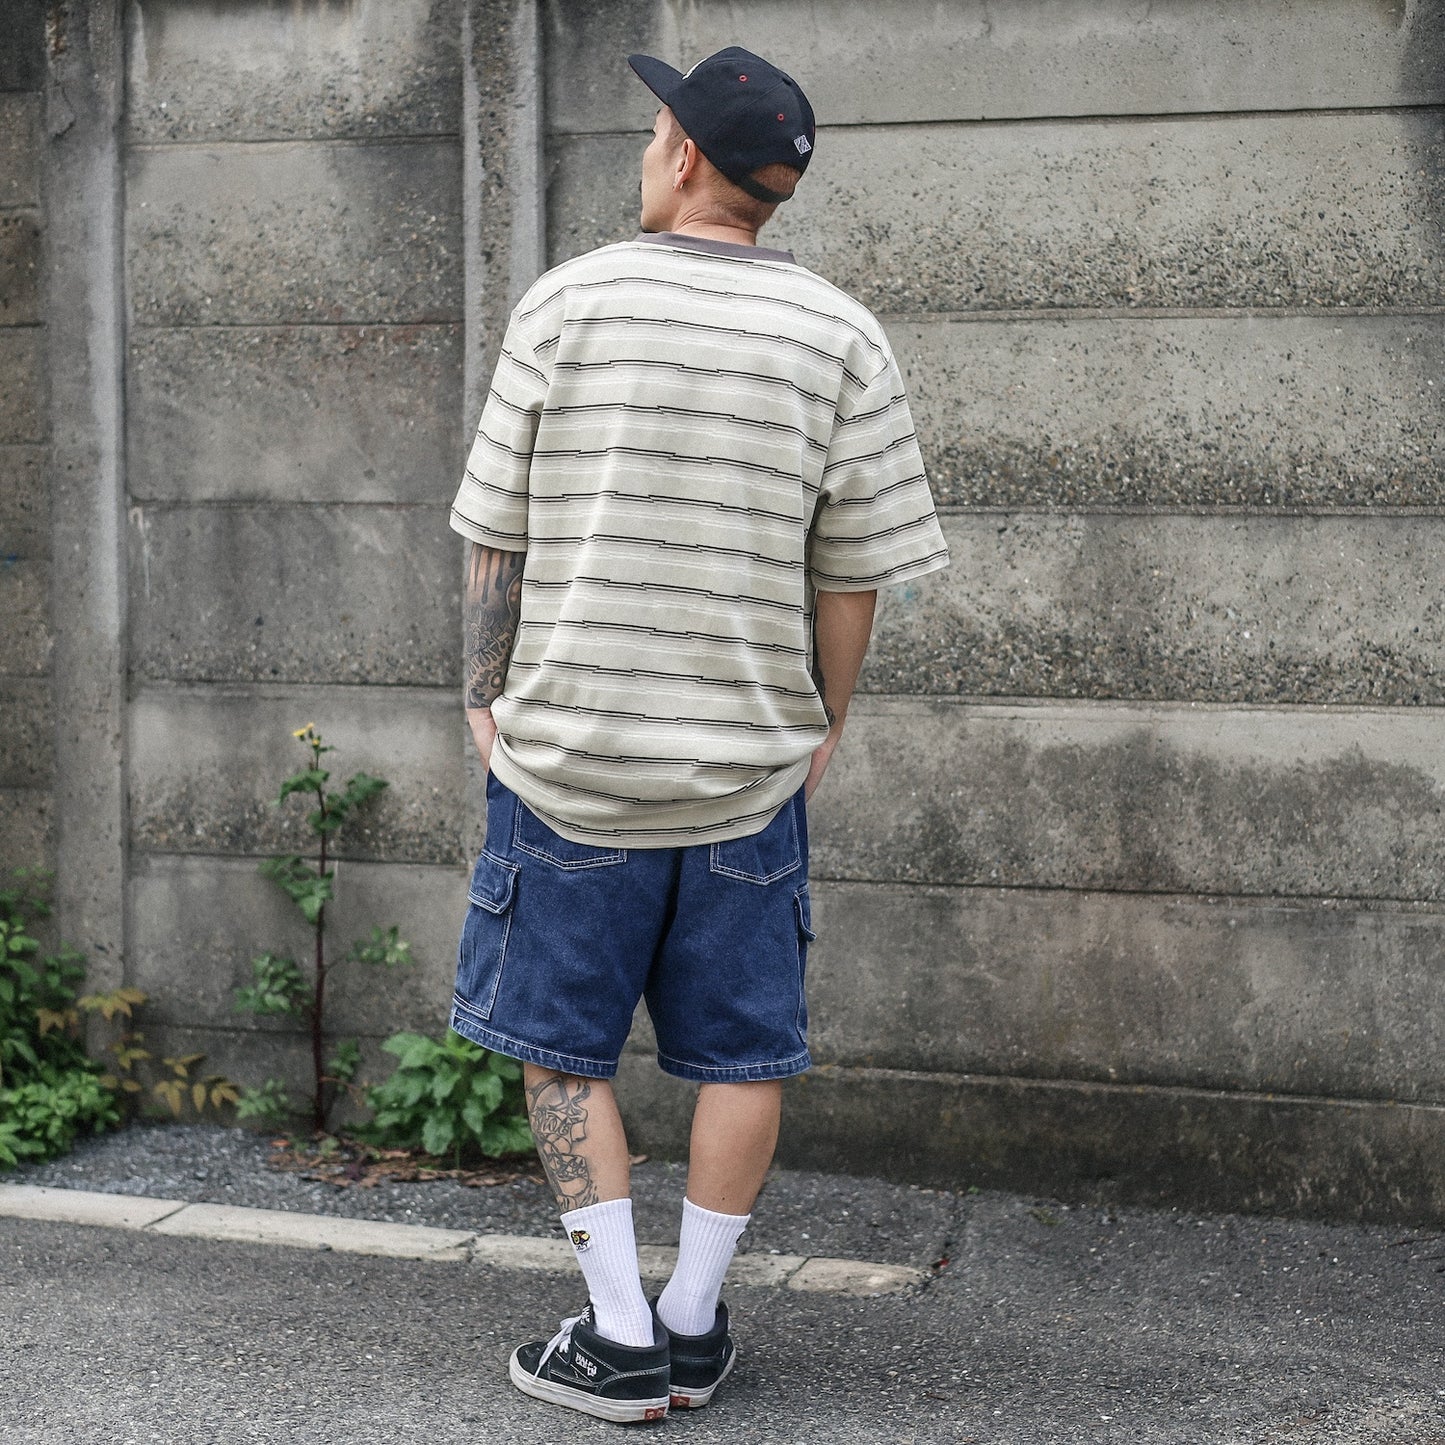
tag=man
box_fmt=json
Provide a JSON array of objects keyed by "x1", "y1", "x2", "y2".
[{"x1": 448, "y1": 46, "x2": 948, "y2": 1423}]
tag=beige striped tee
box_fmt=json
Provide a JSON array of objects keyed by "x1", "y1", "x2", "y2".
[{"x1": 450, "y1": 231, "x2": 949, "y2": 846}]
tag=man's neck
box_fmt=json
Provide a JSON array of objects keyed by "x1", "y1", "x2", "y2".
[{"x1": 665, "y1": 217, "x2": 760, "y2": 248}]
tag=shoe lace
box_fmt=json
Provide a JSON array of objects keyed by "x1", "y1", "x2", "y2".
[{"x1": 536, "y1": 1313, "x2": 584, "y2": 1373}]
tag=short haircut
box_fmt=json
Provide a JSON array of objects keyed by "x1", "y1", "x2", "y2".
[{"x1": 662, "y1": 109, "x2": 802, "y2": 231}]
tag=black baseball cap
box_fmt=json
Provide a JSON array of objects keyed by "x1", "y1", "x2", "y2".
[{"x1": 628, "y1": 46, "x2": 816, "y2": 204}]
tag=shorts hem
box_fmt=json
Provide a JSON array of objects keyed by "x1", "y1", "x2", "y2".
[
  {"x1": 449, "y1": 1003, "x2": 618, "y2": 1079},
  {"x1": 655, "y1": 1047, "x2": 812, "y2": 1083}
]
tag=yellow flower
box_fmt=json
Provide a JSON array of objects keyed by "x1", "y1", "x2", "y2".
[{"x1": 292, "y1": 722, "x2": 316, "y2": 739}]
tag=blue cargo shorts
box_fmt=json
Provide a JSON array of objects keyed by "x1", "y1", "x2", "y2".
[{"x1": 449, "y1": 773, "x2": 815, "y2": 1082}]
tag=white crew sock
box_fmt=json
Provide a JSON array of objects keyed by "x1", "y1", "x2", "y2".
[
  {"x1": 656, "y1": 1197, "x2": 751, "y2": 1338},
  {"x1": 558, "y1": 1197, "x2": 655, "y2": 1347}
]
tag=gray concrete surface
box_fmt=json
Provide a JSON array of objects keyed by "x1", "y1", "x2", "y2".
[
  {"x1": 7, "y1": 1125, "x2": 961, "y2": 1264},
  {"x1": 0, "y1": 210, "x2": 41, "y2": 326},
  {"x1": 543, "y1": 0, "x2": 1445, "y2": 131},
  {"x1": 125, "y1": 0, "x2": 463, "y2": 143},
  {"x1": 0, "y1": 558, "x2": 47, "y2": 675},
  {"x1": 615, "y1": 1058, "x2": 1445, "y2": 1228},
  {"x1": 551, "y1": 112, "x2": 1445, "y2": 312},
  {"x1": 126, "y1": 139, "x2": 463, "y2": 327},
  {"x1": 3, "y1": 1186, "x2": 1442, "y2": 1443},
  {"x1": 0, "y1": 0, "x2": 44, "y2": 93},
  {"x1": 128, "y1": 855, "x2": 464, "y2": 1040},
  {"x1": 126, "y1": 323, "x2": 463, "y2": 504},
  {"x1": 801, "y1": 883, "x2": 1445, "y2": 1101},
  {"x1": 0, "y1": 679, "x2": 52, "y2": 787},
  {"x1": 0, "y1": 12, "x2": 50, "y2": 889},
  {"x1": 891, "y1": 315, "x2": 1445, "y2": 510},
  {"x1": 0, "y1": 789, "x2": 50, "y2": 875},
  {"x1": 127, "y1": 685, "x2": 464, "y2": 862},
  {"x1": 127, "y1": 504, "x2": 458, "y2": 684},
  {"x1": 812, "y1": 697, "x2": 1445, "y2": 900},
  {"x1": 865, "y1": 514, "x2": 1445, "y2": 704},
  {"x1": 41, "y1": 0, "x2": 129, "y2": 1002},
  {"x1": 0, "y1": 329, "x2": 45, "y2": 444},
  {"x1": 0, "y1": 443, "x2": 46, "y2": 554},
  {"x1": 0, "y1": 95, "x2": 40, "y2": 207}
]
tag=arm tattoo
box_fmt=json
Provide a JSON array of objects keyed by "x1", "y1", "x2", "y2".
[
  {"x1": 811, "y1": 637, "x2": 838, "y2": 729},
  {"x1": 463, "y1": 542, "x2": 526, "y2": 709},
  {"x1": 526, "y1": 1074, "x2": 601, "y2": 1211}
]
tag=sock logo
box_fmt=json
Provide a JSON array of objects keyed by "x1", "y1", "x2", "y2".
[{"x1": 569, "y1": 1228, "x2": 591, "y2": 1251}]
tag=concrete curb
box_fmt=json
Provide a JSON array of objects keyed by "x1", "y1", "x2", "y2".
[{"x1": 0, "y1": 1184, "x2": 927, "y2": 1295}]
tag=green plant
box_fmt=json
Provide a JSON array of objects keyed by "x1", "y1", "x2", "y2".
[
  {"x1": 0, "y1": 871, "x2": 118, "y2": 1167},
  {"x1": 355, "y1": 1030, "x2": 532, "y2": 1169},
  {"x1": 234, "y1": 724, "x2": 412, "y2": 1132},
  {"x1": 0, "y1": 869, "x2": 238, "y2": 1169}
]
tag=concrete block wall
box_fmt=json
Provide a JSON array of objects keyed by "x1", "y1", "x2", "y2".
[
  {"x1": 120, "y1": 0, "x2": 472, "y2": 1089},
  {"x1": 545, "y1": 0, "x2": 1445, "y2": 1222},
  {"x1": 0, "y1": 1, "x2": 51, "y2": 880}
]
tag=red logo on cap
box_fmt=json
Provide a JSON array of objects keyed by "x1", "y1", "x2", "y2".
[
  {"x1": 777, "y1": 112, "x2": 786, "y2": 120},
  {"x1": 738, "y1": 74, "x2": 747, "y2": 81}
]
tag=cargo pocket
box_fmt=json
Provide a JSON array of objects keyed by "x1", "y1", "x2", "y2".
[
  {"x1": 454, "y1": 849, "x2": 519, "y2": 1023},
  {"x1": 709, "y1": 803, "x2": 802, "y2": 884},
  {"x1": 793, "y1": 884, "x2": 816, "y2": 1036}
]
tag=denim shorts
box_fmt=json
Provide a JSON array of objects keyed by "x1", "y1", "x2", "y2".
[{"x1": 449, "y1": 774, "x2": 815, "y2": 1083}]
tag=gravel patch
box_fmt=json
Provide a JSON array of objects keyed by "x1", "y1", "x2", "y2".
[{"x1": 8, "y1": 1123, "x2": 960, "y2": 1266}]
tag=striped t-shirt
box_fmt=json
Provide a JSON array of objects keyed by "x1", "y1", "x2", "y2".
[{"x1": 449, "y1": 231, "x2": 948, "y2": 846}]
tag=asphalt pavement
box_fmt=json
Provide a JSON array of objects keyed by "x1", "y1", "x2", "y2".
[{"x1": 3, "y1": 1143, "x2": 1443, "y2": 1445}]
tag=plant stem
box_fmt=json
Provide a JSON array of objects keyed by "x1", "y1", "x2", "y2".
[{"x1": 311, "y1": 759, "x2": 329, "y2": 1134}]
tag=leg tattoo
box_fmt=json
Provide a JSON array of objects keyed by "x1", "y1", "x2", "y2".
[{"x1": 527, "y1": 1073, "x2": 601, "y2": 1211}]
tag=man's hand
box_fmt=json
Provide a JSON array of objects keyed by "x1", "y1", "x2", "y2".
[
  {"x1": 804, "y1": 729, "x2": 840, "y2": 801},
  {"x1": 467, "y1": 705, "x2": 498, "y2": 770}
]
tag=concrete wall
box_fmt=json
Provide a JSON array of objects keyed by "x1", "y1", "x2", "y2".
[
  {"x1": 0, "y1": 1, "x2": 51, "y2": 879},
  {"x1": 543, "y1": 0, "x2": 1445, "y2": 1223},
  {"x1": 15, "y1": 0, "x2": 1445, "y2": 1223},
  {"x1": 119, "y1": 0, "x2": 471, "y2": 1089}
]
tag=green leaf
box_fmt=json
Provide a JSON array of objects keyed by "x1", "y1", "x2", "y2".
[
  {"x1": 276, "y1": 769, "x2": 330, "y2": 807},
  {"x1": 429, "y1": 1065, "x2": 462, "y2": 1105},
  {"x1": 385, "y1": 1034, "x2": 438, "y2": 1071},
  {"x1": 233, "y1": 954, "x2": 310, "y2": 1017},
  {"x1": 345, "y1": 925, "x2": 411, "y2": 970},
  {"x1": 421, "y1": 1112, "x2": 454, "y2": 1158},
  {"x1": 235, "y1": 1078, "x2": 292, "y2": 1123},
  {"x1": 341, "y1": 773, "x2": 389, "y2": 809},
  {"x1": 258, "y1": 857, "x2": 334, "y2": 924},
  {"x1": 469, "y1": 1072, "x2": 504, "y2": 1111},
  {"x1": 327, "y1": 1038, "x2": 362, "y2": 1084}
]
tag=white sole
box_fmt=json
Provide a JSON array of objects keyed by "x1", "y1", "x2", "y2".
[
  {"x1": 670, "y1": 1345, "x2": 737, "y2": 1409},
  {"x1": 508, "y1": 1349, "x2": 669, "y2": 1423}
]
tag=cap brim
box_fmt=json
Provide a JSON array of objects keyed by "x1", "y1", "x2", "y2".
[{"x1": 627, "y1": 53, "x2": 685, "y2": 106}]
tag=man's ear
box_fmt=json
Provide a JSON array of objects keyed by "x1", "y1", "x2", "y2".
[{"x1": 674, "y1": 136, "x2": 701, "y2": 191}]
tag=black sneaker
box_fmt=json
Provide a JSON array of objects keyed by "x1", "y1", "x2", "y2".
[
  {"x1": 656, "y1": 1299, "x2": 737, "y2": 1410},
  {"x1": 509, "y1": 1303, "x2": 671, "y2": 1423}
]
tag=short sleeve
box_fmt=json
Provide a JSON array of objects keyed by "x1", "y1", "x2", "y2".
[
  {"x1": 807, "y1": 351, "x2": 950, "y2": 591},
  {"x1": 448, "y1": 312, "x2": 548, "y2": 552}
]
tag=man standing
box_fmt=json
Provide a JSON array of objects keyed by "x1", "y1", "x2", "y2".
[{"x1": 448, "y1": 46, "x2": 948, "y2": 1423}]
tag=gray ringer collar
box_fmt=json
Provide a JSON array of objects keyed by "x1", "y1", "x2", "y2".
[{"x1": 634, "y1": 230, "x2": 796, "y2": 264}]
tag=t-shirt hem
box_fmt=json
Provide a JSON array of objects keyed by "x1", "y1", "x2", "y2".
[
  {"x1": 810, "y1": 547, "x2": 951, "y2": 592},
  {"x1": 488, "y1": 747, "x2": 809, "y2": 848},
  {"x1": 448, "y1": 509, "x2": 528, "y2": 551}
]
